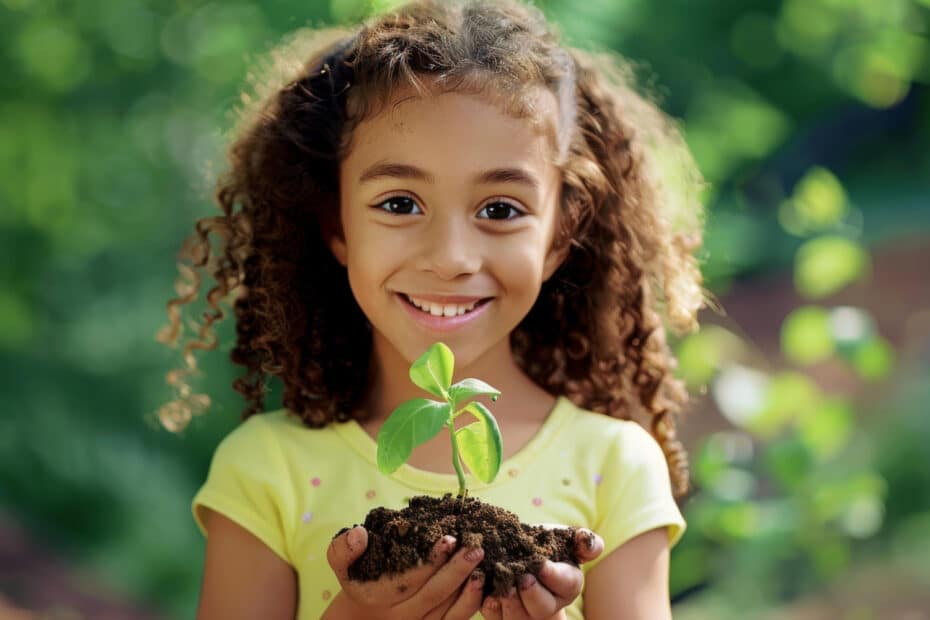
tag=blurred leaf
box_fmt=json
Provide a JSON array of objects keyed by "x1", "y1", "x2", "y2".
[
  {"x1": 796, "y1": 398, "x2": 853, "y2": 461},
  {"x1": 0, "y1": 291, "x2": 35, "y2": 348},
  {"x1": 795, "y1": 236, "x2": 870, "y2": 299},
  {"x1": 759, "y1": 372, "x2": 822, "y2": 435},
  {"x1": 832, "y1": 31, "x2": 929, "y2": 108},
  {"x1": 730, "y1": 13, "x2": 782, "y2": 70},
  {"x1": 15, "y1": 18, "x2": 91, "y2": 92},
  {"x1": 811, "y1": 472, "x2": 887, "y2": 523},
  {"x1": 685, "y1": 81, "x2": 790, "y2": 182},
  {"x1": 781, "y1": 306, "x2": 835, "y2": 365},
  {"x1": 715, "y1": 501, "x2": 761, "y2": 540},
  {"x1": 675, "y1": 325, "x2": 744, "y2": 389},
  {"x1": 764, "y1": 436, "x2": 813, "y2": 492},
  {"x1": 851, "y1": 337, "x2": 895, "y2": 379},
  {"x1": 807, "y1": 536, "x2": 850, "y2": 579},
  {"x1": 776, "y1": 0, "x2": 839, "y2": 58},
  {"x1": 778, "y1": 167, "x2": 848, "y2": 235}
]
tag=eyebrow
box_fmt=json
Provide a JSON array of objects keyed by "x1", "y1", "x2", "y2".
[{"x1": 357, "y1": 161, "x2": 541, "y2": 192}]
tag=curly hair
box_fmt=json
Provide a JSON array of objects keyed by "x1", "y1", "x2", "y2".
[{"x1": 156, "y1": 0, "x2": 706, "y2": 497}]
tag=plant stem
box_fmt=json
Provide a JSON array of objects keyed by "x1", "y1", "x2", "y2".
[{"x1": 447, "y1": 419, "x2": 468, "y2": 497}]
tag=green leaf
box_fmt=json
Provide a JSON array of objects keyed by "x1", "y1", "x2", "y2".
[
  {"x1": 377, "y1": 399, "x2": 450, "y2": 474},
  {"x1": 448, "y1": 378, "x2": 501, "y2": 407},
  {"x1": 409, "y1": 342, "x2": 454, "y2": 400},
  {"x1": 455, "y1": 402, "x2": 503, "y2": 483}
]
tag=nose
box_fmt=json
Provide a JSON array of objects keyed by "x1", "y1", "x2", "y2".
[{"x1": 416, "y1": 211, "x2": 481, "y2": 280}]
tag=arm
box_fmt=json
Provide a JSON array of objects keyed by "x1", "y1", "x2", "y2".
[
  {"x1": 583, "y1": 527, "x2": 672, "y2": 620},
  {"x1": 196, "y1": 509, "x2": 298, "y2": 620}
]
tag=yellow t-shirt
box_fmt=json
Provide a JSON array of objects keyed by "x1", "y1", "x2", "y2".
[{"x1": 192, "y1": 395, "x2": 686, "y2": 619}]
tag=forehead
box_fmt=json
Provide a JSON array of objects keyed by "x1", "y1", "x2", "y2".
[{"x1": 343, "y1": 83, "x2": 562, "y2": 177}]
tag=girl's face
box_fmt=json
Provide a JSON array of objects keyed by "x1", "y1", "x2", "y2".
[{"x1": 330, "y1": 84, "x2": 568, "y2": 372}]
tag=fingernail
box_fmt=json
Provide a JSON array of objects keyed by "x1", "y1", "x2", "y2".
[
  {"x1": 505, "y1": 586, "x2": 517, "y2": 599},
  {"x1": 464, "y1": 546, "x2": 484, "y2": 562},
  {"x1": 442, "y1": 535, "x2": 457, "y2": 551},
  {"x1": 582, "y1": 529, "x2": 596, "y2": 551},
  {"x1": 519, "y1": 573, "x2": 536, "y2": 591},
  {"x1": 347, "y1": 526, "x2": 363, "y2": 551},
  {"x1": 469, "y1": 570, "x2": 484, "y2": 589},
  {"x1": 485, "y1": 598, "x2": 501, "y2": 611}
]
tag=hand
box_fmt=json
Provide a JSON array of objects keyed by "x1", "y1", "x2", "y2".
[
  {"x1": 480, "y1": 528, "x2": 604, "y2": 620},
  {"x1": 325, "y1": 526, "x2": 486, "y2": 620}
]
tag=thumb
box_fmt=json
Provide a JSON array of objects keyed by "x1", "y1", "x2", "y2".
[
  {"x1": 327, "y1": 525, "x2": 368, "y2": 583},
  {"x1": 573, "y1": 528, "x2": 604, "y2": 563}
]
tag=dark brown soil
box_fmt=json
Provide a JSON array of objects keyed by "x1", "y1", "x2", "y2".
[{"x1": 335, "y1": 494, "x2": 581, "y2": 598}]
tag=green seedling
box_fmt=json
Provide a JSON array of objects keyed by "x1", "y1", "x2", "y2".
[{"x1": 376, "y1": 342, "x2": 503, "y2": 497}]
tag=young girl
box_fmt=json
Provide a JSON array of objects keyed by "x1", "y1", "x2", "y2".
[{"x1": 158, "y1": 0, "x2": 705, "y2": 618}]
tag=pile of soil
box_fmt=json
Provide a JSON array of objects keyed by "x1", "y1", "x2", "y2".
[{"x1": 337, "y1": 494, "x2": 582, "y2": 598}]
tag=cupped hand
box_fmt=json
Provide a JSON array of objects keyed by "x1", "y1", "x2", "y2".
[
  {"x1": 480, "y1": 528, "x2": 604, "y2": 620},
  {"x1": 326, "y1": 526, "x2": 486, "y2": 620}
]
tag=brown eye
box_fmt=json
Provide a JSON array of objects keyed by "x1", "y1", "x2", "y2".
[
  {"x1": 374, "y1": 196, "x2": 422, "y2": 215},
  {"x1": 479, "y1": 201, "x2": 524, "y2": 220}
]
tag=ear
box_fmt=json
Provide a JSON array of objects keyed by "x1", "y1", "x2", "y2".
[
  {"x1": 542, "y1": 236, "x2": 571, "y2": 282},
  {"x1": 328, "y1": 233, "x2": 348, "y2": 267}
]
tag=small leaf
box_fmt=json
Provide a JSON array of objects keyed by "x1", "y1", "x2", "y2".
[
  {"x1": 448, "y1": 378, "x2": 501, "y2": 407},
  {"x1": 455, "y1": 402, "x2": 503, "y2": 483},
  {"x1": 377, "y1": 399, "x2": 450, "y2": 474},
  {"x1": 409, "y1": 342, "x2": 454, "y2": 400}
]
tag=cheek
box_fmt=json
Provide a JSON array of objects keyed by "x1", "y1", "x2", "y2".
[{"x1": 498, "y1": 243, "x2": 546, "y2": 293}]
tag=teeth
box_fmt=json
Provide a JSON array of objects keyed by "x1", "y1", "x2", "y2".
[{"x1": 405, "y1": 295, "x2": 481, "y2": 317}]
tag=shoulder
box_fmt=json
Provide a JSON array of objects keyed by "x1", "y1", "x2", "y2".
[
  {"x1": 205, "y1": 409, "x2": 350, "y2": 481},
  {"x1": 558, "y1": 397, "x2": 663, "y2": 464},
  {"x1": 215, "y1": 409, "x2": 333, "y2": 451}
]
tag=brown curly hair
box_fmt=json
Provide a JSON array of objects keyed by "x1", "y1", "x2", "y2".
[{"x1": 156, "y1": 0, "x2": 706, "y2": 497}]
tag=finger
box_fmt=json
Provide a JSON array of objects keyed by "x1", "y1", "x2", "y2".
[
  {"x1": 434, "y1": 569, "x2": 484, "y2": 620},
  {"x1": 423, "y1": 586, "x2": 460, "y2": 620},
  {"x1": 481, "y1": 595, "x2": 503, "y2": 620},
  {"x1": 342, "y1": 534, "x2": 458, "y2": 608},
  {"x1": 499, "y1": 585, "x2": 530, "y2": 619},
  {"x1": 516, "y1": 572, "x2": 558, "y2": 618},
  {"x1": 573, "y1": 528, "x2": 604, "y2": 563},
  {"x1": 326, "y1": 526, "x2": 368, "y2": 583},
  {"x1": 401, "y1": 544, "x2": 485, "y2": 616},
  {"x1": 536, "y1": 560, "x2": 584, "y2": 603}
]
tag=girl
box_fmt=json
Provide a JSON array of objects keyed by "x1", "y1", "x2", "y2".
[{"x1": 158, "y1": 0, "x2": 705, "y2": 618}]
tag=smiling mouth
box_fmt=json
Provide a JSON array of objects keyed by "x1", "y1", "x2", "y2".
[{"x1": 399, "y1": 293, "x2": 493, "y2": 317}]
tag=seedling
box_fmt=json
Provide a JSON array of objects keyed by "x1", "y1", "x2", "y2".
[{"x1": 376, "y1": 342, "x2": 503, "y2": 497}]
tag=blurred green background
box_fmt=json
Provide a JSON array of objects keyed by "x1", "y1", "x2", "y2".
[{"x1": 1, "y1": 0, "x2": 928, "y2": 618}]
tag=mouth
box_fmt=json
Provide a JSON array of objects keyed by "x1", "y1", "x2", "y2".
[{"x1": 398, "y1": 293, "x2": 494, "y2": 318}]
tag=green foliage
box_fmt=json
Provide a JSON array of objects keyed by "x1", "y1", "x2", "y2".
[
  {"x1": 375, "y1": 399, "x2": 450, "y2": 474},
  {"x1": 377, "y1": 343, "x2": 503, "y2": 496},
  {"x1": 455, "y1": 402, "x2": 503, "y2": 484},
  {"x1": 794, "y1": 236, "x2": 870, "y2": 299},
  {"x1": 409, "y1": 341, "x2": 455, "y2": 400},
  {"x1": 448, "y1": 377, "x2": 502, "y2": 405}
]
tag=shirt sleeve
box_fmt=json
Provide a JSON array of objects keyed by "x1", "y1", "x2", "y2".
[
  {"x1": 191, "y1": 415, "x2": 294, "y2": 564},
  {"x1": 584, "y1": 421, "x2": 687, "y2": 573}
]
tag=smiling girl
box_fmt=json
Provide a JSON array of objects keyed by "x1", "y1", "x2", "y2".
[{"x1": 157, "y1": 0, "x2": 706, "y2": 618}]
